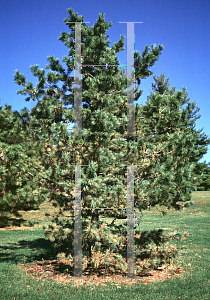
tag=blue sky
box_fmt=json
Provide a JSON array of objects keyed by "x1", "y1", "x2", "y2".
[{"x1": 1, "y1": 0, "x2": 210, "y2": 163}]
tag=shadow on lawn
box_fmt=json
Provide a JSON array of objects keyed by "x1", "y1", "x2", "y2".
[
  {"x1": 0, "y1": 237, "x2": 58, "y2": 265},
  {"x1": 0, "y1": 236, "x2": 79, "y2": 277},
  {"x1": 0, "y1": 205, "x2": 40, "y2": 228},
  {"x1": 0, "y1": 215, "x2": 26, "y2": 228}
]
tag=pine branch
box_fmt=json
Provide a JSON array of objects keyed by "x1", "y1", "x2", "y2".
[{"x1": 159, "y1": 106, "x2": 168, "y2": 114}]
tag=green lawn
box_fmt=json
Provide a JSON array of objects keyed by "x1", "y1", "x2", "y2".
[{"x1": 0, "y1": 191, "x2": 210, "y2": 299}]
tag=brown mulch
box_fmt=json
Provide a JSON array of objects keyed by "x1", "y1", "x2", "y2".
[{"x1": 18, "y1": 259, "x2": 184, "y2": 288}]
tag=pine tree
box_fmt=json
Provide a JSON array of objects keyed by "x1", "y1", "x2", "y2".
[
  {"x1": 0, "y1": 104, "x2": 49, "y2": 225},
  {"x1": 13, "y1": 8, "x2": 210, "y2": 276},
  {"x1": 193, "y1": 160, "x2": 210, "y2": 191},
  {"x1": 140, "y1": 73, "x2": 210, "y2": 208}
]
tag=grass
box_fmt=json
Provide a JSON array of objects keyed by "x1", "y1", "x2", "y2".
[{"x1": 0, "y1": 191, "x2": 210, "y2": 299}]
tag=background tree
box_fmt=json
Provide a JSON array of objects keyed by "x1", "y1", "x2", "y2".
[
  {"x1": 193, "y1": 161, "x2": 210, "y2": 191},
  {"x1": 14, "y1": 8, "x2": 210, "y2": 276},
  {"x1": 0, "y1": 104, "x2": 50, "y2": 226},
  {"x1": 138, "y1": 73, "x2": 210, "y2": 210}
]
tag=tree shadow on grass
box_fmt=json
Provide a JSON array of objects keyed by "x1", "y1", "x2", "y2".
[
  {"x1": 0, "y1": 215, "x2": 26, "y2": 228},
  {"x1": 0, "y1": 205, "x2": 40, "y2": 228},
  {"x1": 0, "y1": 235, "x2": 76, "y2": 277},
  {"x1": 0, "y1": 237, "x2": 58, "y2": 265}
]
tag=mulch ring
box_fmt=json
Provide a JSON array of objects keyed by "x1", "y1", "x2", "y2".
[{"x1": 18, "y1": 259, "x2": 184, "y2": 288}]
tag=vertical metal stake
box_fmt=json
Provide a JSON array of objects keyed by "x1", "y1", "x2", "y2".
[
  {"x1": 119, "y1": 21, "x2": 142, "y2": 278},
  {"x1": 127, "y1": 165, "x2": 135, "y2": 277},
  {"x1": 74, "y1": 22, "x2": 82, "y2": 135},
  {"x1": 127, "y1": 22, "x2": 135, "y2": 136},
  {"x1": 74, "y1": 165, "x2": 82, "y2": 277}
]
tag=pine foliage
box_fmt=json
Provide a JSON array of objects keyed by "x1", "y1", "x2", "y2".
[
  {"x1": 11, "y1": 8, "x2": 210, "y2": 275},
  {"x1": 0, "y1": 105, "x2": 49, "y2": 223}
]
